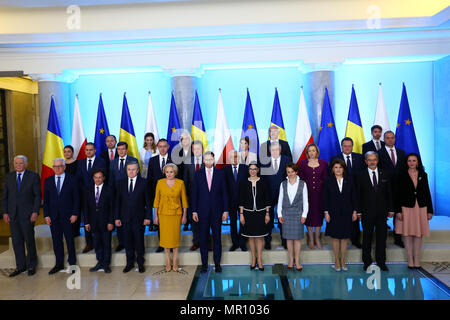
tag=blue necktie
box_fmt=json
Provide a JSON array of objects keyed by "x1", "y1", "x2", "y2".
[
  {"x1": 17, "y1": 173, "x2": 22, "y2": 191},
  {"x1": 88, "y1": 159, "x2": 92, "y2": 172},
  {"x1": 120, "y1": 158, "x2": 124, "y2": 173},
  {"x1": 129, "y1": 178, "x2": 133, "y2": 195},
  {"x1": 346, "y1": 155, "x2": 352, "y2": 173},
  {"x1": 161, "y1": 157, "x2": 166, "y2": 172},
  {"x1": 56, "y1": 176, "x2": 61, "y2": 195},
  {"x1": 233, "y1": 166, "x2": 238, "y2": 182}
]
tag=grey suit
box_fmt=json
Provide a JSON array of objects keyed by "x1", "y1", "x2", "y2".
[{"x1": 2, "y1": 170, "x2": 41, "y2": 270}]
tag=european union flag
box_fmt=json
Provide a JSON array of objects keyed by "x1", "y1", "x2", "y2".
[
  {"x1": 395, "y1": 83, "x2": 420, "y2": 155},
  {"x1": 167, "y1": 93, "x2": 182, "y2": 152},
  {"x1": 317, "y1": 87, "x2": 340, "y2": 164},
  {"x1": 241, "y1": 88, "x2": 259, "y2": 155},
  {"x1": 94, "y1": 94, "x2": 110, "y2": 157},
  {"x1": 270, "y1": 88, "x2": 287, "y2": 141}
]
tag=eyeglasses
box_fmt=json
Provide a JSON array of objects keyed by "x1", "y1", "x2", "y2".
[{"x1": 53, "y1": 165, "x2": 65, "y2": 168}]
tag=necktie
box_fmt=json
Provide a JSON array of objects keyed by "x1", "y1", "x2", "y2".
[
  {"x1": 110, "y1": 149, "x2": 114, "y2": 161},
  {"x1": 129, "y1": 178, "x2": 133, "y2": 194},
  {"x1": 274, "y1": 159, "x2": 279, "y2": 172},
  {"x1": 95, "y1": 186, "x2": 100, "y2": 205},
  {"x1": 161, "y1": 157, "x2": 166, "y2": 172},
  {"x1": 375, "y1": 141, "x2": 381, "y2": 151},
  {"x1": 196, "y1": 158, "x2": 200, "y2": 172},
  {"x1": 17, "y1": 173, "x2": 22, "y2": 191},
  {"x1": 390, "y1": 148, "x2": 396, "y2": 166},
  {"x1": 88, "y1": 159, "x2": 92, "y2": 172},
  {"x1": 120, "y1": 158, "x2": 124, "y2": 172},
  {"x1": 346, "y1": 155, "x2": 352, "y2": 173},
  {"x1": 372, "y1": 171, "x2": 378, "y2": 192},
  {"x1": 207, "y1": 169, "x2": 212, "y2": 191},
  {"x1": 233, "y1": 166, "x2": 238, "y2": 181},
  {"x1": 56, "y1": 176, "x2": 61, "y2": 195}
]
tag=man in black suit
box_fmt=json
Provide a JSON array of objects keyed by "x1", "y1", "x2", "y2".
[
  {"x1": 84, "y1": 169, "x2": 114, "y2": 273},
  {"x1": 259, "y1": 126, "x2": 293, "y2": 165},
  {"x1": 260, "y1": 142, "x2": 289, "y2": 250},
  {"x1": 115, "y1": 161, "x2": 151, "y2": 273},
  {"x1": 362, "y1": 125, "x2": 385, "y2": 155},
  {"x1": 44, "y1": 158, "x2": 80, "y2": 275},
  {"x1": 147, "y1": 138, "x2": 175, "y2": 253},
  {"x1": 331, "y1": 137, "x2": 364, "y2": 248},
  {"x1": 109, "y1": 141, "x2": 139, "y2": 252},
  {"x1": 99, "y1": 135, "x2": 118, "y2": 169},
  {"x1": 76, "y1": 142, "x2": 107, "y2": 253},
  {"x1": 378, "y1": 131, "x2": 406, "y2": 248},
  {"x1": 183, "y1": 140, "x2": 204, "y2": 251},
  {"x1": 224, "y1": 150, "x2": 249, "y2": 252},
  {"x1": 356, "y1": 151, "x2": 394, "y2": 272},
  {"x1": 2, "y1": 155, "x2": 41, "y2": 277}
]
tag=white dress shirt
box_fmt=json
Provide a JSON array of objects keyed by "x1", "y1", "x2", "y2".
[
  {"x1": 271, "y1": 156, "x2": 281, "y2": 171},
  {"x1": 385, "y1": 145, "x2": 397, "y2": 163},
  {"x1": 336, "y1": 177, "x2": 344, "y2": 193},
  {"x1": 159, "y1": 154, "x2": 169, "y2": 170},
  {"x1": 373, "y1": 139, "x2": 382, "y2": 150},
  {"x1": 194, "y1": 156, "x2": 203, "y2": 167},
  {"x1": 367, "y1": 167, "x2": 379, "y2": 186},
  {"x1": 118, "y1": 155, "x2": 128, "y2": 170},
  {"x1": 54, "y1": 173, "x2": 66, "y2": 189},
  {"x1": 342, "y1": 153, "x2": 352, "y2": 167},
  {"x1": 128, "y1": 177, "x2": 136, "y2": 192},
  {"x1": 205, "y1": 167, "x2": 214, "y2": 181},
  {"x1": 277, "y1": 176, "x2": 309, "y2": 218},
  {"x1": 86, "y1": 156, "x2": 96, "y2": 170},
  {"x1": 94, "y1": 183, "x2": 104, "y2": 197}
]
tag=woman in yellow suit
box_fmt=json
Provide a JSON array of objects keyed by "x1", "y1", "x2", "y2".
[{"x1": 154, "y1": 163, "x2": 188, "y2": 272}]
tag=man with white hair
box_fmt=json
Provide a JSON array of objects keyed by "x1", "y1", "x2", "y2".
[{"x1": 2, "y1": 155, "x2": 41, "y2": 277}]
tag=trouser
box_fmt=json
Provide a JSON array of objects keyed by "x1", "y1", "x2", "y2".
[
  {"x1": 92, "y1": 223, "x2": 112, "y2": 267},
  {"x1": 10, "y1": 215, "x2": 37, "y2": 270},
  {"x1": 188, "y1": 207, "x2": 199, "y2": 245},
  {"x1": 362, "y1": 215, "x2": 388, "y2": 266},
  {"x1": 80, "y1": 210, "x2": 93, "y2": 246},
  {"x1": 229, "y1": 205, "x2": 246, "y2": 248},
  {"x1": 50, "y1": 215, "x2": 77, "y2": 266},
  {"x1": 351, "y1": 220, "x2": 361, "y2": 245},
  {"x1": 123, "y1": 222, "x2": 145, "y2": 266},
  {"x1": 199, "y1": 213, "x2": 222, "y2": 265}
]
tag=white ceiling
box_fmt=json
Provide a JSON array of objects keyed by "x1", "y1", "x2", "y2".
[{"x1": 0, "y1": 0, "x2": 198, "y2": 8}]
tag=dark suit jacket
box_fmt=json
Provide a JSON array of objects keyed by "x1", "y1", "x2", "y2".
[
  {"x1": 183, "y1": 158, "x2": 204, "y2": 204},
  {"x1": 43, "y1": 173, "x2": 79, "y2": 221},
  {"x1": 331, "y1": 152, "x2": 364, "y2": 177},
  {"x1": 260, "y1": 155, "x2": 290, "y2": 204},
  {"x1": 355, "y1": 169, "x2": 393, "y2": 218},
  {"x1": 115, "y1": 176, "x2": 151, "y2": 224},
  {"x1": 84, "y1": 184, "x2": 114, "y2": 230},
  {"x1": 109, "y1": 155, "x2": 139, "y2": 187},
  {"x1": 396, "y1": 171, "x2": 433, "y2": 213},
  {"x1": 322, "y1": 176, "x2": 357, "y2": 217},
  {"x1": 378, "y1": 147, "x2": 406, "y2": 176},
  {"x1": 2, "y1": 170, "x2": 41, "y2": 220},
  {"x1": 147, "y1": 154, "x2": 175, "y2": 203},
  {"x1": 362, "y1": 140, "x2": 385, "y2": 155},
  {"x1": 76, "y1": 157, "x2": 107, "y2": 188},
  {"x1": 260, "y1": 140, "x2": 293, "y2": 162},
  {"x1": 191, "y1": 167, "x2": 228, "y2": 217},
  {"x1": 223, "y1": 164, "x2": 249, "y2": 210},
  {"x1": 100, "y1": 148, "x2": 118, "y2": 167}
]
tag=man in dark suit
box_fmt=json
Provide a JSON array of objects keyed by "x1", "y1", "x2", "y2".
[
  {"x1": 109, "y1": 141, "x2": 139, "y2": 252},
  {"x1": 224, "y1": 150, "x2": 249, "y2": 251},
  {"x1": 183, "y1": 140, "x2": 204, "y2": 251},
  {"x1": 115, "y1": 161, "x2": 151, "y2": 273},
  {"x1": 331, "y1": 137, "x2": 364, "y2": 248},
  {"x1": 76, "y1": 142, "x2": 107, "y2": 253},
  {"x1": 192, "y1": 152, "x2": 229, "y2": 273},
  {"x1": 147, "y1": 138, "x2": 175, "y2": 253},
  {"x1": 2, "y1": 155, "x2": 41, "y2": 277},
  {"x1": 99, "y1": 135, "x2": 118, "y2": 170},
  {"x1": 44, "y1": 158, "x2": 80, "y2": 275},
  {"x1": 259, "y1": 126, "x2": 293, "y2": 164},
  {"x1": 84, "y1": 169, "x2": 114, "y2": 273},
  {"x1": 356, "y1": 151, "x2": 394, "y2": 272},
  {"x1": 260, "y1": 142, "x2": 289, "y2": 250},
  {"x1": 378, "y1": 131, "x2": 406, "y2": 248},
  {"x1": 362, "y1": 125, "x2": 385, "y2": 155}
]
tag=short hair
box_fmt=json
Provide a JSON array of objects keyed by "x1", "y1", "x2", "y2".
[
  {"x1": 157, "y1": 138, "x2": 169, "y2": 146},
  {"x1": 204, "y1": 151, "x2": 215, "y2": 158},
  {"x1": 371, "y1": 125, "x2": 382, "y2": 132},
  {"x1": 240, "y1": 136, "x2": 250, "y2": 146},
  {"x1": 180, "y1": 132, "x2": 192, "y2": 143},
  {"x1": 117, "y1": 141, "x2": 128, "y2": 149},
  {"x1": 228, "y1": 149, "x2": 238, "y2": 157},
  {"x1": 269, "y1": 142, "x2": 281, "y2": 150},
  {"x1": 306, "y1": 143, "x2": 320, "y2": 159},
  {"x1": 269, "y1": 125, "x2": 279, "y2": 134},
  {"x1": 364, "y1": 151, "x2": 379, "y2": 160},
  {"x1": 125, "y1": 161, "x2": 139, "y2": 170},
  {"x1": 14, "y1": 155, "x2": 28, "y2": 163},
  {"x1": 53, "y1": 158, "x2": 66, "y2": 166},
  {"x1": 330, "y1": 159, "x2": 347, "y2": 177},
  {"x1": 106, "y1": 135, "x2": 117, "y2": 142},
  {"x1": 341, "y1": 137, "x2": 354, "y2": 146},
  {"x1": 383, "y1": 130, "x2": 395, "y2": 138},
  {"x1": 192, "y1": 140, "x2": 203, "y2": 150},
  {"x1": 92, "y1": 168, "x2": 105, "y2": 177},
  {"x1": 163, "y1": 163, "x2": 178, "y2": 175},
  {"x1": 64, "y1": 145, "x2": 74, "y2": 153},
  {"x1": 285, "y1": 162, "x2": 299, "y2": 172},
  {"x1": 85, "y1": 142, "x2": 96, "y2": 149},
  {"x1": 248, "y1": 161, "x2": 259, "y2": 168}
]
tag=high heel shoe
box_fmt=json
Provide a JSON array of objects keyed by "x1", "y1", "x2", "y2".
[
  {"x1": 296, "y1": 265, "x2": 303, "y2": 272},
  {"x1": 250, "y1": 264, "x2": 256, "y2": 270},
  {"x1": 287, "y1": 265, "x2": 293, "y2": 270},
  {"x1": 258, "y1": 264, "x2": 264, "y2": 271}
]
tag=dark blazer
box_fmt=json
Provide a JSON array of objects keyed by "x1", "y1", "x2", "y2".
[
  {"x1": 355, "y1": 169, "x2": 393, "y2": 218},
  {"x1": 183, "y1": 158, "x2": 204, "y2": 203},
  {"x1": 2, "y1": 170, "x2": 41, "y2": 219},
  {"x1": 76, "y1": 157, "x2": 107, "y2": 188},
  {"x1": 191, "y1": 167, "x2": 228, "y2": 217},
  {"x1": 378, "y1": 146, "x2": 406, "y2": 176},
  {"x1": 238, "y1": 178, "x2": 271, "y2": 211},
  {"x1": 109, "y1": 155, "x2": 139, "y2": 186},
  {"x1": 362, "y1": 140, "x2": 385, "y2": 155},
  {"x1": 147, "y1": 154, "x2": 175, "y2": 203},
  {"x1": 43, "y1": 173, "x2": 79, "y2": 220},
  {"x1": 322, "y1": 176, "x2": 357, "y2": 216},
  {"x1": 260, "y1": 155, "x2": 290, "y2": 204},
  {"x1": 100, "y1": 148, "x2": 118, "y2": 167},
  {"x1": 331, "y1": 152, "x2": 364, "y2": 177},
  {"x1": 260, "y1": 140, "x2": 293, "y2": 162},
  {"x1": 84, "y1": 184, "x2": 114, "y2": 230},
  {"x1": 223, "y1": 164, "x2": 249, "y2": 209},
  {"x1": 115, "y1": 176, "x2": 151, "y2": 224},
  {"x1": 396, "y1": 171, "x2": 433, "y2": 213}
]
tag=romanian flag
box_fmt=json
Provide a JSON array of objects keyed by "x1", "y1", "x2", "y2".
[
  {"x1": 395, "y1": 83, "x2": 420, "y2": 155},
  {"x1": 191, "y1": 90, "x2": 209, "y2": 151},
  {"x1": 344, "y1": 85, "x2": 365, "y2": 154},
  {"x1": 119, "y1": 93, "x2": 141, "y2": 167},
  {"x1": 94, "y1": 94, "x2": 110, "y2": 157},
  {"x1": 317, "y1": 87, "x2": 340, "y2": 164},
  {"x1": 40, "y1": 97, "x2": 64, "y2": 196},
  {"x1": 167, "y1": 93, "x2": 182, "y2": 152},
  {"x1": 241, "y1": 88, "x2": 259, "y2": 155},
  {"x1": 269, "y1": 88, "x2": 287, "y2": 141}
]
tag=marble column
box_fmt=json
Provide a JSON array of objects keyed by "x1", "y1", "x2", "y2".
[
  {"x1": 304, "y1": 70, "x2": 335, "y2": 142},
  {"x1": 171, "y1": 76, "x2": 197, "y2": 132}
]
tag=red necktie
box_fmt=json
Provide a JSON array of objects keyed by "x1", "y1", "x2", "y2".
[
  {"x1": 110, "y1": 149, "x2": 114, "y2": 161},
  {"x1": 390, "y1": 148, "x2": 396, "y2": 166},
  {"x1": 195, "y1": 158, "x2": 200, "y2": 171}
]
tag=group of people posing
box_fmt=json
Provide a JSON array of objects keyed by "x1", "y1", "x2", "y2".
[{"x1": 2, "y1": 125, "x2": 433, "y2": 277}]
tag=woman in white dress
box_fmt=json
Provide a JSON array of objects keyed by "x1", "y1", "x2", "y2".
[{"x1": 139, "y1": 132, "x2": 159, "y2": 178}]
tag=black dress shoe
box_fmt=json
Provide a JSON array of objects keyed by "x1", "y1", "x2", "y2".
[
  {"x1": 200, "y1": 264, "x2": 208, "y2": 273},
  {"x1": 363, "y1": 264, "x2": 370, "y2": 271},
  {"x1": 151, "y1": 225, "x2": 159, "y2": 232},
  {"x1": 28, "y1": 268, "x2": 36, "y2": 276},
  {"x1": 82, "y1": 244, "x2": 94, "y2": 253},
  {"x1": 183, "y1": 225, "x2": 189, "y2": 231},
  {"x1": 264, "y1": 242, "x2": 271, "y2": 250},
  {"x1": 215, "y1": 264, "x2": 222, "y2": 273},
  {"x1": 190, "y1": 244, "x2": 200, "y2": 251},
  {"x1": 352, "y1": 242, "x2": 362, "y2": 249},
  {"x1": 250, "y1": 264, "x2": 256, "y2": 270},
  {"x1": 378, "y1": 264, "x2": 389, "y2": 271},
  {"x1": 155, "y1": 246, "x2": 164, "y2": 253},
  {"x1": 258, "y1": 266, "x2": 265, "y2": 271},
  {"x1": 49, "y1": 265, "x2": 65, "y2": 275},
  {"x1": 138, "y1": 265, "x2": 145, "y2": 273},
  {"x1": 89, "y1": 263, "x2": 103, "y2": 272},
  {"x1": 123, "y1": 265, "x2": 134, "y2": 273},
  {"x1": 240, "y1": 246, "x2": 248, "y2": 252},
  {"x1": 115, "y1": 244, "x2": 124, "y2": 252},
  {"x1": 104, "y1": 266, "x2": 112, "y2": 273},
  {"x1": 9, "y1": 268, "x2": 26, "y2": 277},
  {"x1": 408, "y1": 266, "x2": 415, "y2": 269},
  {"x1": 394, "y1": 240, "x2": 405, "y2": 248},
  {"x1": 229, "y1": 245, "x2": 239, "y2": 252}
]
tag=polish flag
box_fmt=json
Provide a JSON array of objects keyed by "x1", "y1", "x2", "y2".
[
  {"x1": 213, "y1": 90, "x2": 234, "y2": 169},
  {"x1": 145, "y1": 91, "x2": 159, "y2": 142},
  {"x1": 71, "y1": 94, "x2": 87, "y2": 160},
  {"x1": 293, "y1": 87, "x2": 314, "y2": 166},
  {"x1": 374, "y1": 83, "x2": 390, "y2": 141}
]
